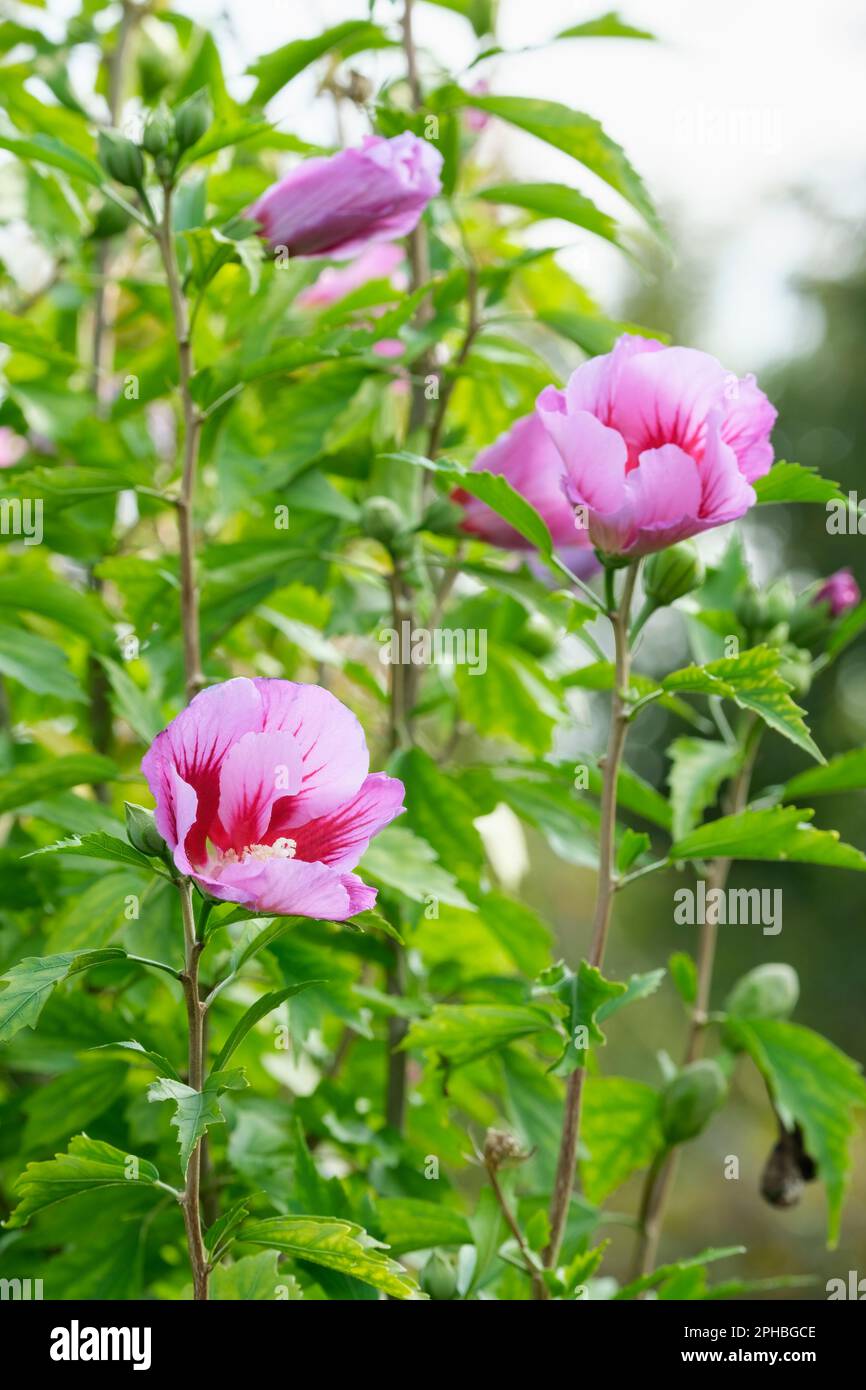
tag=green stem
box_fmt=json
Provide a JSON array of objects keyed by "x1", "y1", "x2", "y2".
[
  {"x1": 178, "y1": 878, "x2": 209, "y2": 1300},
  {"x1": 542, "y1": 561, "x2": 640, "y2": 1277}
]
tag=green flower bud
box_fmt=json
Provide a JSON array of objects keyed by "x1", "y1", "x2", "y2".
[
  {"x1": 97, "y1": 131, "x2": 144, "y2": 190},
  {"x1": 360, "y1": 495, "x2": 411, "y2": 550},
  {"x1": 725, "y1": 963, "x2": 799, "y2": 1022},
  {"x1": 420, "y1": 1251, "x2": 458, "y2": 1301},
  {"x1": 763, "y1": 578, "x2": 795, "y2": 630},
  {"x1": 142, "y1": 105, "x2": 175, "y2": 157},
  {"x1": 660, "y1": 1059, "x2": 727, "y2": 1145},
  {"x1": 98, "y1": 130, "x2": 145, "y2": 189},
  {"x1": 643, "y1": 541, "x2": 705, "y2": 607},
  {"x1": 174, "y1": 91, "x2": 212, "y2": 153},
  {"x1": 89, "y1": 200, "x2": 133, "y2": 240},
  {"x1": 520, "y1": 612, "x2": 558, "y2": 657},
  {"x1": 735, "y1": 583, "x2": 766, "y2": 635},
  {"x1": 419, "y1": 495, "x2": 462, "y2": 537},
  {"x1": 124, "y1": 802, "x2": 168, "y2": 859}
]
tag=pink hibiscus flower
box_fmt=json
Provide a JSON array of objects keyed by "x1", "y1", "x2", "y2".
[
  {"x1": 249, "y1": 133, "x2": 442, "y2": 260},
  {"x1": 141, "y1": 678, "x2": 405, "y2": 921},
  {"x1": 536, "y1": 334, "x2": 777, "y2": 558}
]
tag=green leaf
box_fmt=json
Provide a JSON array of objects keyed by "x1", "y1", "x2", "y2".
[
  {"x1": 753, "y1": 460, "x2": 845, "y2": 505},
  {"x1": 211, "y1": 984, "x2": 317, "y2": 1072},
  {"x1": 362, "y1": 824, "x2": 473, "y2": 910},
  {"x1": 211, "y1": 1250, "x2": 302, "y2": 1300},
  {"x1": 538, "y1": 960, "x2": 628, "y2": 1076},
  {"x1": 668, "y1": 737, "x2": 741, "y2": 840},
  {"x1": 0, "y1": 307, "x2": 80, "y2": 370},
  {"x1": 581, "y1": 1076, "x2": 663, "y2": 1203},
  {"x1": 177, "y1": 119, "x2": 271, "y2": 171},
  {"x1": 383, "y1": 449, "x2": 553, "y2": 557},
  {"x1": 395, "y1": 747, "x2": 485, "y2": 894},
  {"x1": 726, "y1": 1018, "x2": 866, "y2": 1247},
  {"x1": 240, "y1": 1215, "x2": 423, "y2": 1299},
  {"x1": 23, "y1": 831, "x2": 157, "y2": 872},
  {"x1": 247, "y1": 22, "x2": 391, "y2": 105},
  {"x1": 477, "y1": 182, "x2": 627, "y2": 251},
  {"x1": 557, "y1": 12, "x2": 656, "y2": 40},
  {"x1": 540, "y1": 309, "x2": 667, "y2": 357},
  {"x1": 376, "y1": 1197, "x2": 471, "y2": 1256},
  {"x1": 781, "y1": 748, "x2": 866, "y2": 801},
  {"x1": 0, "y1": 625, "x2": 84, "y2": 701},
  {"x1": 204, "y1": 1196, "x2": 252, "y2": 1261},
  {"x1": 5, "y1": 1134, "x2": 161, "y2": 1229},
  {"x1": 613, "y1": 1246, "x2": 745, "y2": 1301},
  {"x1": 0, "y1": 573, "x2": 111, "y2": 645},
  {"x1": 0, "y1": 753, "x2": 117, "y2": 813},
  {"x1": 403, "y1": 1003, "x2": 553, "y2": 1070},
  {"x1": 147, "y1": 1070, "x2": 249, "y2": 1176},
  {"x1": 662, "y1": 646, "x2": 822, "y2": 762},
  {"x1": 616, "y1": 827, "x2": 650, "y2": 873},
  {"x1": 670, "y1": 806, "x2": 866, "y2": 871},
  {"x1": 0, "y1": 949, "x2": 127, "y2": 1042},
  {"x1": 456, "y1": 646, "x2": 564, "y2": 755},
  {"x1": 597, "y1": 968, "x2": 666, "y2": 1022},
  {"x1": 442, "y1": 91, "x2": 662, "y2": 236},
  {"x1": 92, "y1": 1039, "x2": 184, "y2": 1084},
  {"x1": 668, "y1": 952, "x2": 698, "y2": 1006},
  {"x1": 0, "y1": 132, "x2": 102, "y2": 187},
  {"x1": 97, "y1": 656, "x2": 164, "y2": 744}
]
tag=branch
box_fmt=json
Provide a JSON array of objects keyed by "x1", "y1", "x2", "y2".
[{"x1": 178, "y1": 879, "x2": 209, "y2": 1300}]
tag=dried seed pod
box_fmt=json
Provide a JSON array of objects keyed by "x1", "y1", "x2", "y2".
[{"x1": 760, "y1": 1124, "x2": 817, "y2": 1208}]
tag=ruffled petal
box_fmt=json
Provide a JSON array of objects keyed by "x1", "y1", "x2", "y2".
[
  {"x1": 141, "y1": 678, "x2": 261, "y2": 866},
  {"x1": 201, "y1": 857, "x2": 361, "y2": 921},
  {"x1": 699, "y1": 413, "x2": 756, "y2": 521},
  {"x1": 536, "y1": 400, "x2": 629, "y2": 516},
  {"x1": 613, "y1": 347, "x2": 729, "y2": 459},
  {"x1": 251, "y1": 679, "x2": 369, "y2": 831},
  {"x1": 291, "y1": 772, "x2": 405, "y2": 871},
  {"x1": 719, "y1": 373, "x2": 777, "y2": 481}
]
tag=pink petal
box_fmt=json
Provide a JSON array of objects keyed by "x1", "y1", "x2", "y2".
[
  {"x1": 141, "y1": 678, "x2": 261, "y2": 867},
  {"x1": 613, "y1": 347, "x2": 729, "y2": 459},
  {"x1": 698, "y1": 414, "x2": 756, "y2": 520},
  {"x1": 622, "y1": 444, "x2": 703, "y2": 554},
  {"x1": 217, "y1": 729, "x2": 304, "y2": 852},
  {"x1": 203, "y1": 857, "x2": 365, "y2": 921},
  {"x1": 562, "y1": 333, "x2": 666, "y2": 426},
  {"x1": 251, "y1": 679, "x2": 369, "y2": 831},
  {"x1": 536, "y1": 401, "x2": 628, "y2": 515},
  {"x1": 291, "y1": 773, "x2": 405, "y2": 871},
  {"x1": 296, "y1": 242, "x2": 404, "y2": 308},
  {"x1": 719, "y1": 373, "x2": 777, "y2": 482}
]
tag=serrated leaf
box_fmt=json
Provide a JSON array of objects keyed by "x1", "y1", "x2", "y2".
[
  {"x1": 753, "y1": 460, "x2": 845, "y2": 505},
  {"x1": 0, "y1": 949, "x2": 127, "y2": 1042},
  {"x1": 581, "y1": 1076, "x2": 663, "y2": 1203},
  {"x1": 668, "y1": 737, "x2": 741, "y2": 840},
  {"x1": 539, "y1": 959, "x2": 626, "y2": 1074},
  {"x1": 662, "y1": 646, "x2": 822, "y2": 762},
  {"x1": 5, "y1": 1134, "x2": 161, "y2": 1229},
  {"x1": 240, "y1": 1215, "x2": 423, "y2": 1299},
  {"x1": 211, "y1": 1249, "x2": 302, "y2": 1300},
  {"x1": 148, "y1": 1070, "x2": 248, "y2": 1176},
  {"x1": 670, "y1": 806, "x2": 866, "y2": 871},
  {"x1": 23, "y1": 831, "x2": 156, "y2": 871},
  {"x1": 616, "y1": 827, "x2": 650, "y2": 873},
  {"x1": 726, "y1": 1018, "x2": 866, "y2": 1247},
  {"x1": 91, "y1": 1039, "x2": 183, "y2": 1084}
]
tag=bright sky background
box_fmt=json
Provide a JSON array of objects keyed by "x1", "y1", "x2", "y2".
[{"x1": 18, "y1": 1, "x2": 866, "y2": 372}]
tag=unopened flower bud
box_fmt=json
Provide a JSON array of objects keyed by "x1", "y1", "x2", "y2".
[
  {"x1": 124, "y1": 801, "x2": 167, "y2": 859},
  {"x1": 90, "y1": 199, "x2": 132, "y2": 239},
  {"x1": 813, "y1": 568, "x2": 860, "y2": 619},
  {"x1": 174, "y1": 91, "x2": 212, "y2": 153},
  {"x1": 660, "y1": 1059, "x2": 727, "y2": 1145},
  {"x1": 643, "y1": 541, "x2": 704, "y2": 607},
  {"x1": 420, "y1": 1251, "x2": 458, "y2": 1300},
  {"x1": 419, "y1": 495, "x2": 462, "y2": 537},
  {"x1": 98, "y1": 130, "x2": 145, "y2": 189},
  {"x1": 142, "y1": 105, "x2": 175, "y2": 157},
  {"x1": 725, "y1": 963, "x2": 799, "y2": 1023},
  {"x1": 360, "y1": 495, "x2": 411, "y2": 552},
  {"x1": 777, "y1": 645, "x2": 812, "y2": 697}
]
